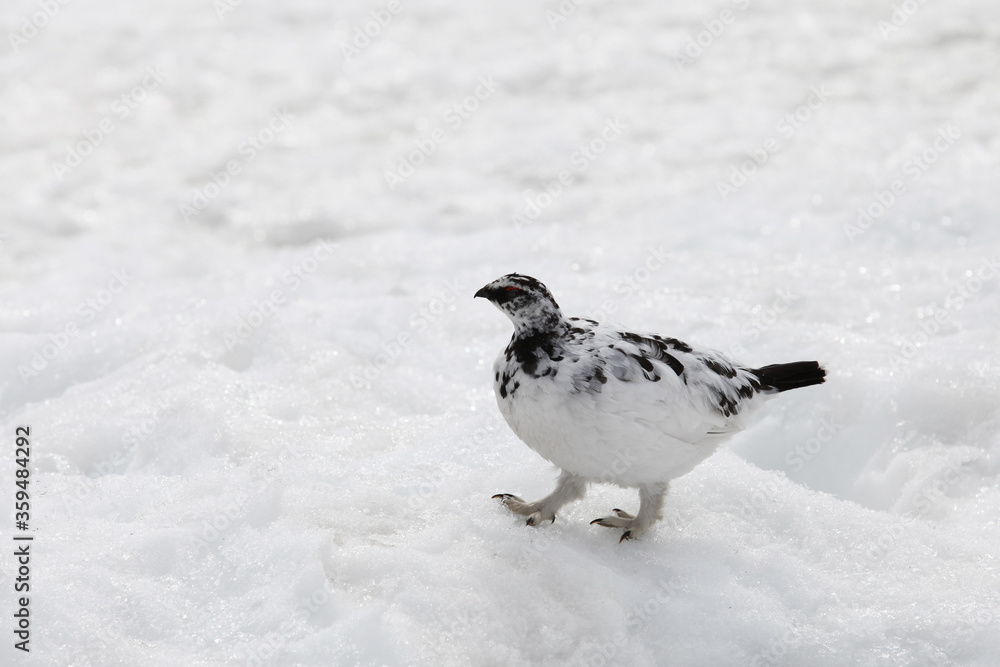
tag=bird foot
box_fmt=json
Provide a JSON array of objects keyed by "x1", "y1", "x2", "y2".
[
  {"x1": 590, "y1": 509, "x2": 644, "y2": 542},
  {"x1": 492, "y1": 493, "x2": 555, "y2": 526}
]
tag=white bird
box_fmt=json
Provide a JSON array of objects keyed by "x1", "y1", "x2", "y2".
[{"x1": 475, "y1": 273, "x2": 826, "y2": 542}]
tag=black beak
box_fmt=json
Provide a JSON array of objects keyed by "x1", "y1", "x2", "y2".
[{"x1": 474, "y1": 285, "x2": 492, "y2": 300}]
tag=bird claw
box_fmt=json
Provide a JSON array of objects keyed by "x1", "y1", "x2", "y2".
[
  {"x1": 492, "y1": 493, "x2": 524, "y2": 505},
  {"x1": 590, "y1": 509, "x2": 635, "y2": 528},
  {"x1": 525, "y1": 510, "x2": 556, "y2": 526},
  {"x1": 592, "y1": 509, "x2": 640, "y2": 543},
  {"x1": 493, "y1": 494, "x2": 554, "y2": 525},
  {"x1": 526, "y1": 511, "x2": 555, "y2": 526}
]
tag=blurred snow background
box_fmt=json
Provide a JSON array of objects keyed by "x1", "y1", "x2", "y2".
[{"x1": 1, "y1": 0, "x2": 999, "y2": 664}]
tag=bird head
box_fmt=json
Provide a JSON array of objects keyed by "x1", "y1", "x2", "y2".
[{"x1": 475, "y1": 274, "x2": 564, "y2": 336}]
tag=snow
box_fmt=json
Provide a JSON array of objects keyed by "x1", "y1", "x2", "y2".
[{"x1": 2, "y1": 0, "x2": 999, "y2": 664}]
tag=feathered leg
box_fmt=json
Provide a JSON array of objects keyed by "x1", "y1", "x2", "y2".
[
  {"x1": 591, "y1": 481, "x2": 668, "y2": 542},
  {"x1": 493, "y1": 470, "x2": 588, "y2": 526}
]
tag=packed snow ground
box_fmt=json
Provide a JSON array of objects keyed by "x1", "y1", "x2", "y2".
[{"x1": 2, "y1": 0, "x2": 1000, "y2": 664}]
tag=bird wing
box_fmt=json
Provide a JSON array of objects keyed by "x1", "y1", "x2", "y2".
[{"x1": 563, "y1": 322, "x2": 766, "y2": 444}]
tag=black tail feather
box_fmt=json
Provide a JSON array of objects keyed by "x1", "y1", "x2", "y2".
[{"x1": 753, "y1": 361, "x2": 826, "y2": 392}]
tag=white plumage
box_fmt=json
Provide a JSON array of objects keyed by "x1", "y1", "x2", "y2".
[{"x1": 476, "y1": 273, "x2": 826, "y2": 541}]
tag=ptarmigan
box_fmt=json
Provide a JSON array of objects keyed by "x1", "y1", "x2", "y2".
[{"x1": 475, "y1": 273, "x2": 826, "y2": 542}]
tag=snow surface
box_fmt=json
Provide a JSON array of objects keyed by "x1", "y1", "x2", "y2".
[{"x1": 2, "y1": 0, "x2": 1000, "y2": 664}]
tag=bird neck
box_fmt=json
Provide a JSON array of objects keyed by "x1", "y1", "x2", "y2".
[
  {"x1": 513, "y1": 323, "x2": 563, "y2": 341},
  {"x1": 510, "y1": 304, "x2": 566, "y2": 338}
]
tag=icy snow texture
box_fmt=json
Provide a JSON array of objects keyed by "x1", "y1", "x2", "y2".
[{"x1": 1, "y1": 0, "x2": 999, "y2": 664}]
